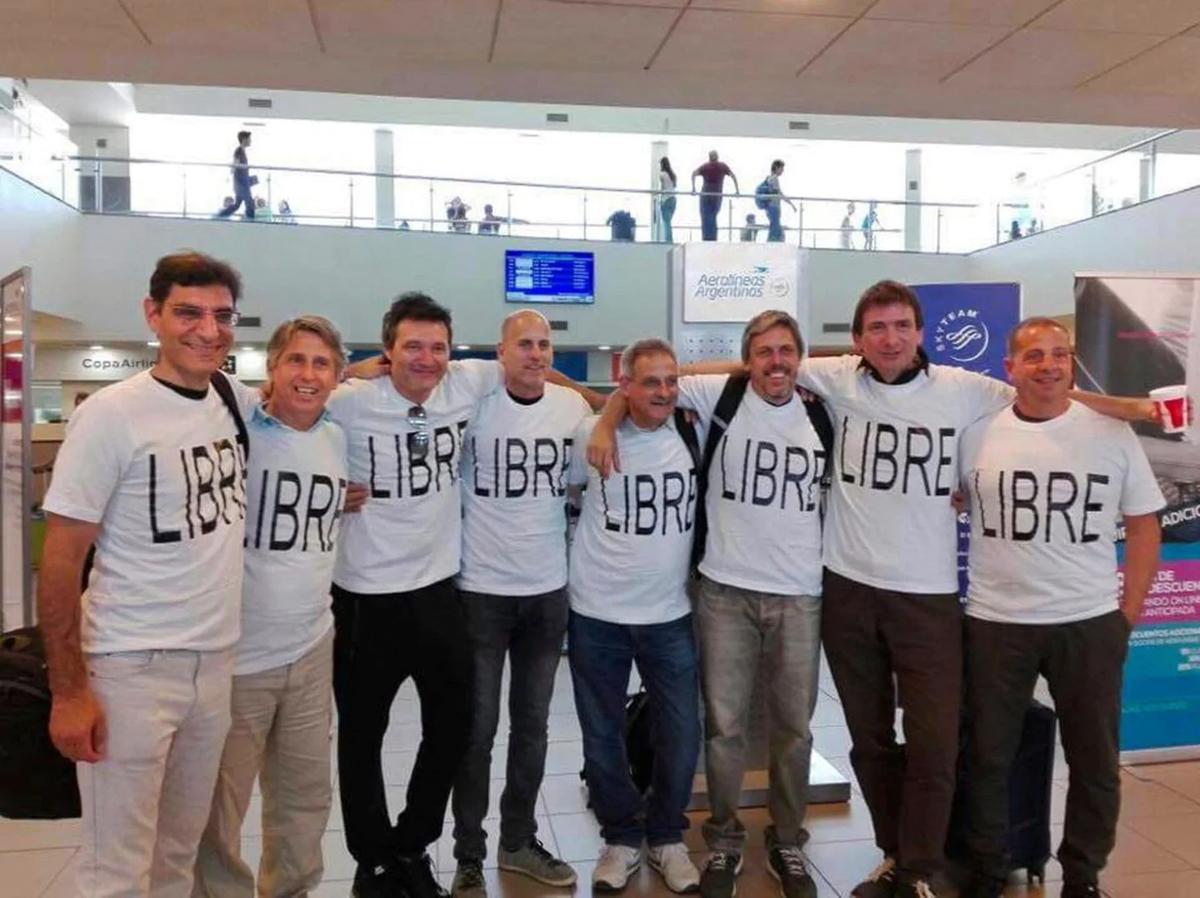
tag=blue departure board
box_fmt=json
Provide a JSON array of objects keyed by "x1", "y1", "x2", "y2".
[{"x1": 505, "y1": 250, "x2": 595, "y2": 304}]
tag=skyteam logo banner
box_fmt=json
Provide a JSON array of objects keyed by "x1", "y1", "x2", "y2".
[
  {"x1": 914, "y1": 282, "x2": 1022, "y2": 597},
  {"x1": 914, "y1": 282, "x2": 1021, "y2": 378},
  {"x1": 682, "y1": 243, "x2": 800, "y2": 323}
]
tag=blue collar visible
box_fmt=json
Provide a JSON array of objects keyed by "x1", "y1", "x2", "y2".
[{"x1": 252, "y1": 402, "x2": 331, "y2": 432}]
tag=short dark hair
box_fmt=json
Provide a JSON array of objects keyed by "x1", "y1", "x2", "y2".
[
  {"x1": 148, "y1": 251, "x2": 242, "y2": 305},
  {"x1": 381, "y1": 291, "x2": 453, "y2": 349},
  {"x1": 1006, "y1": 316, "x2": 1072, "y2": 357},
  {"x1": 771, "y1": 159, "x2": 784, "y2": 173},
  {"x1": 851, "y1": 279, "x2": 924, "y2": 336},
  {"x1": 237, "y1": 130, "x2": 251, "y2": 143}
]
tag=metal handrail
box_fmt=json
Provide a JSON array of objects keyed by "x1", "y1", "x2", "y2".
[
  {"x1": 64, "y1": 154, "x2": 979, "y2": 210},
  {"x1": 1029, "y1": 129, "x2": 1179, "y2": 186}
]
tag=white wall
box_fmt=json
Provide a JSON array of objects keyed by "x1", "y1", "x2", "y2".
[
  {"x1": 70, "y1": 214, "x2": 672, "y2": 346},
  {"x1": 0, "y1": 167, "x2": 80, "y2": 322},
  {"x1": 968, "y1": 185, "x2": 1200, "y2": 317}
]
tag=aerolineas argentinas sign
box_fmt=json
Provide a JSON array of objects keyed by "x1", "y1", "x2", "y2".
[{"x1": 683, "y1": 243, "x2": 800, "y2": 323}]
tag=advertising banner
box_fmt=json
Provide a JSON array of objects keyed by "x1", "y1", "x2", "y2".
[
  {"x1": 681, "y1": 243, "x2": 799, "y2": 324},
  {"x1": 1076, "y1": 273, "x2": 1200, "y2": 760},
  {"x1": 914, "y1": 282, "x2": 1023, "y2": 594}
]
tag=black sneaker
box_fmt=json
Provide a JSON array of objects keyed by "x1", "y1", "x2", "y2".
[
  {"x1": 894, "y1": 880, "x2": 938, "y2": 898},
  {"x1": 700, "y1": 852, "x2": 743, "y2": 898},
  {"x1": 391, "y1": 852, "x2": 450, "y2": 898},
  {"x1": 962, "y1": 872, "x2": 1005, "y2": 898},
  {"x1": 850, "y1": 857, "x2": 897, "y2": 898},
  {"x1": 353, "y1": 864, "x2": 405, "y2": 898},
  {"x1": 1060, "y1": 884, "x2": 1101, "y2": 898},
  {"x1": 452, "y1": 860, "x2": 487, "y2": 897},
  {"x1": 766, "y1": 845, "x2": 817, "y2": 898}
]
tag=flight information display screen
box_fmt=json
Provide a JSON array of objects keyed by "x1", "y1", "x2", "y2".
[{"x1": 505, "y1": 250, "x2": 595, "y2": 304}]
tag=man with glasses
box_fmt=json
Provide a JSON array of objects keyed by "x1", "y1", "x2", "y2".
[
  {"x1": 39, "y1": 252, "x2": 252, "y2": 897},
  {"x1": 327, "y1": 293, "x2": 506, "y2": 898}
]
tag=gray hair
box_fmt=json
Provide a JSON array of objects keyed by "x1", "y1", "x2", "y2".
[
  {"x1": 741, "y1": 310, "x2": 804, "y2": 362},
  {"x1": 266, "y1": 315, "x2": 347, "y2": 375},
  {"x1": 620, "y1": 338, "x2": 676, "y2": 379}
]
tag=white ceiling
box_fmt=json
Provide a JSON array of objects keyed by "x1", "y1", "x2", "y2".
[{"x1": 4, "y1": 0, "x2": 1200, "y2": 128}]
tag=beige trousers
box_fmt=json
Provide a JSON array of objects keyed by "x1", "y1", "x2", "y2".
[
  {"x1": 77, "y1": 648, "x2": 235, "y2": 898},
  {"x1": 193, "y1": 629, "x2": 334, "y2": 897}
]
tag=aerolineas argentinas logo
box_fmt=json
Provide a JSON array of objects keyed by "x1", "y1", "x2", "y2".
[
  {"x1": 933, "y1": 307, "x2": 989, "y2": 363},
  {"x1": 694, "y1": 264, "x2": 790, "y2": 302}
]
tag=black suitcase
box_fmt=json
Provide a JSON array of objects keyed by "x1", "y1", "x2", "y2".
[
  {"x1": 0, "y1": 627, "x2": 81, "y2": 819},
  {"x1": 947, "y1": 700, "x2": 1057, "y2": 883}
]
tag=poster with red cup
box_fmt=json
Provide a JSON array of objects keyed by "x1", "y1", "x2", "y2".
[{"x1": 1075, "y1": 273, "x2": 1200, "y2": 761}]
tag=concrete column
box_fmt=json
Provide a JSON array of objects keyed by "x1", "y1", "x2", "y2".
[
  {"x1": 651, "y1": 140, "x2": 668, "y2": 241},
  {"x1": 375, "y1": 128, "x2": 395, "y2": 229},
  {"x1": 904, "y1": 147, "x2": 921, "y2": 251},
  {"x1": 1139, "y1": 144, "x2": 1156, "y2": 203}
]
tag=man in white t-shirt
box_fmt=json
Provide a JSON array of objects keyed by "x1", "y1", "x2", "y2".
[
  {"x1": 568, "y1": 339, "x2": 703, "y2": 895},
  {"x1": 325, "y1": 293, "x2": 505, "y2": 898},
  {"x1": 39, "y1": 252, "x2": 251, "y2": 897},
  {"x1": 958, "y1": 319, "x2": 1163, "y2": 898},
  {"x1": 586, "y1": 312, "x2": 827, "y2": 898},
  {"x1": 194, "y1": 316, "x2": 349, "y2": 896},
  {"x1": 449, "y1": 310, "x2": 589, "y2": 896}
]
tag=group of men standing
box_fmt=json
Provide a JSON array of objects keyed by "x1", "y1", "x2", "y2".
[{"x1": 38, "y1": 252, "x2": 1163, "y2": 898}]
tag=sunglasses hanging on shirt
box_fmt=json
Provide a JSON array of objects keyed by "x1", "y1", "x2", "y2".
[{"x1": 407, "y1": 404, "x2": 429, "y2": 462}]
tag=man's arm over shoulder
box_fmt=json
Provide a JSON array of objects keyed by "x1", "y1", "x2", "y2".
[
  {"x1": 568, "y1": 417, "x2": 599, "y2": 487},
  {"x1": 448, "y1": 358, "x2": 505, "y2": 402},
  {"x1": 795, "y1": 354, "x2": 850, "y2": 396}
]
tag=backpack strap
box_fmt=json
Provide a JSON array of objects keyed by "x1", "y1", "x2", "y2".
[
  {"x1": 801, "y1": 394, "x2": 834, "y2": 486},
  {"x1": 690, "y1": 374, "x2": 750, "y2": 570},
  {"x1": 673, "y1": 408, "x2": 702, "y2": 473},
  {"x1": 209, "y1": 371, "x2": 250, "y2": 461}
]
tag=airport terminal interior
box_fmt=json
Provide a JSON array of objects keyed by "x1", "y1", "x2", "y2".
[{"x1": 3, "y1": 2, "x2": 1200, "y2": 897}]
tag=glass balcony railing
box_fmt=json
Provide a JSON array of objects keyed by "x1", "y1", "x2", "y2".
[{"x1": 2, "y1": 104, "x2": 1197, "y2": 254}]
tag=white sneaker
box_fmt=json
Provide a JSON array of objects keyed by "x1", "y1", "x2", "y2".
[
  {"x1": 648, "y1": 843, "x2": 701, "y2": 894},
  {"x1": 593, "y1": 844, "x2": 642, "y2": 892}
]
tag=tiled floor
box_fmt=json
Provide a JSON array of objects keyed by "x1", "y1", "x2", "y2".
[{"x1": 5, "y1": 659, "x2": 1200, "y2": 898}]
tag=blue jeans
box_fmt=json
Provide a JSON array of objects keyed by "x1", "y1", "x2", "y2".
[
  {"x1": 218, "y1": 180, "x2": 255, "y2": 218},
  {"x1": 766, "y1": 203, "x2": 783, "y2": 242},
  {"x1": 569, "y1": 611, "x2": 700, "y2": 848},
  {"x1": 699, "y1": 194, "x2": 722, "y2": 241},
  {"x1": 660, "y1": 196, "x2": 676, "y2": 243}
]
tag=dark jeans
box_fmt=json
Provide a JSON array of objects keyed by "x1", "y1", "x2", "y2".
[
  {"x1": 699, "y1": 193, "x2": 723, "y2": 241},
  {"x1": 332, "y1": 578, "x2": 473, "y2": 869},
  {"x1": 217, "y1": 180, "x2": 255, "y2": 218},
  {"x1": 569, "y1": 610, "x2": 701, "y2": 848},
  {"x1": 821, "y1": 569, "x2": 962, "y2": 881},
  {"x1": 766, "y1": 203, "x2": 784, "y2": 242},
  {"x1": 965, "y1": 610, "x2": 1130, "y2": 887},
  {"x1": 452, "y1": 588, "x2": 569, "y2": 862}
]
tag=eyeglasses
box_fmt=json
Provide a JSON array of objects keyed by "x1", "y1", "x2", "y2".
[
  {"x1": 169, "y1": 304, "x2": 241, "y2": 328},
  {"x1": 407, "y1": 405, "x2": 429, "y2": 462}
]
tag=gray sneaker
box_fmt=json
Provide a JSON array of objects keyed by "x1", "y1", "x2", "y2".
[
  {"x1": 451, "y1": 861, "x2": 486, "y2": 898},
  {"x1": 497, "y1": 838, "x2": 578, "y2": 887}
]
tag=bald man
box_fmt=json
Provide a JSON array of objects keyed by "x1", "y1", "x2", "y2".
[{"x1": 449, "y1": 311, "x2": 594, "y2": 896}]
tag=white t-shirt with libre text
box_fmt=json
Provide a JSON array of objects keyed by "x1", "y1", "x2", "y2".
[
  {"x1": 567, "y1": 416, "x2": 699, "y2": 625},
  {"x1": 238, "y1": 405, "x2": 348, "y2": 674},
  {"x1": 43, "y1": 371, "x2": 250, "y2": 654},
  {"x1": 961, "y1": 401, "x2": 1164, "y2": 624},
  {"x1": 326, "y1": 360, "x2": 502, "y2": 594},
  {"x1": 459, "y1": 385, "x2": 592, "y2": 596},
  {"x1": 678, "y1": 374, "x2": 826, "y2": 596},
  {"x1": 797, "y1": 355, "x2": 1013, "y2": 594}
]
